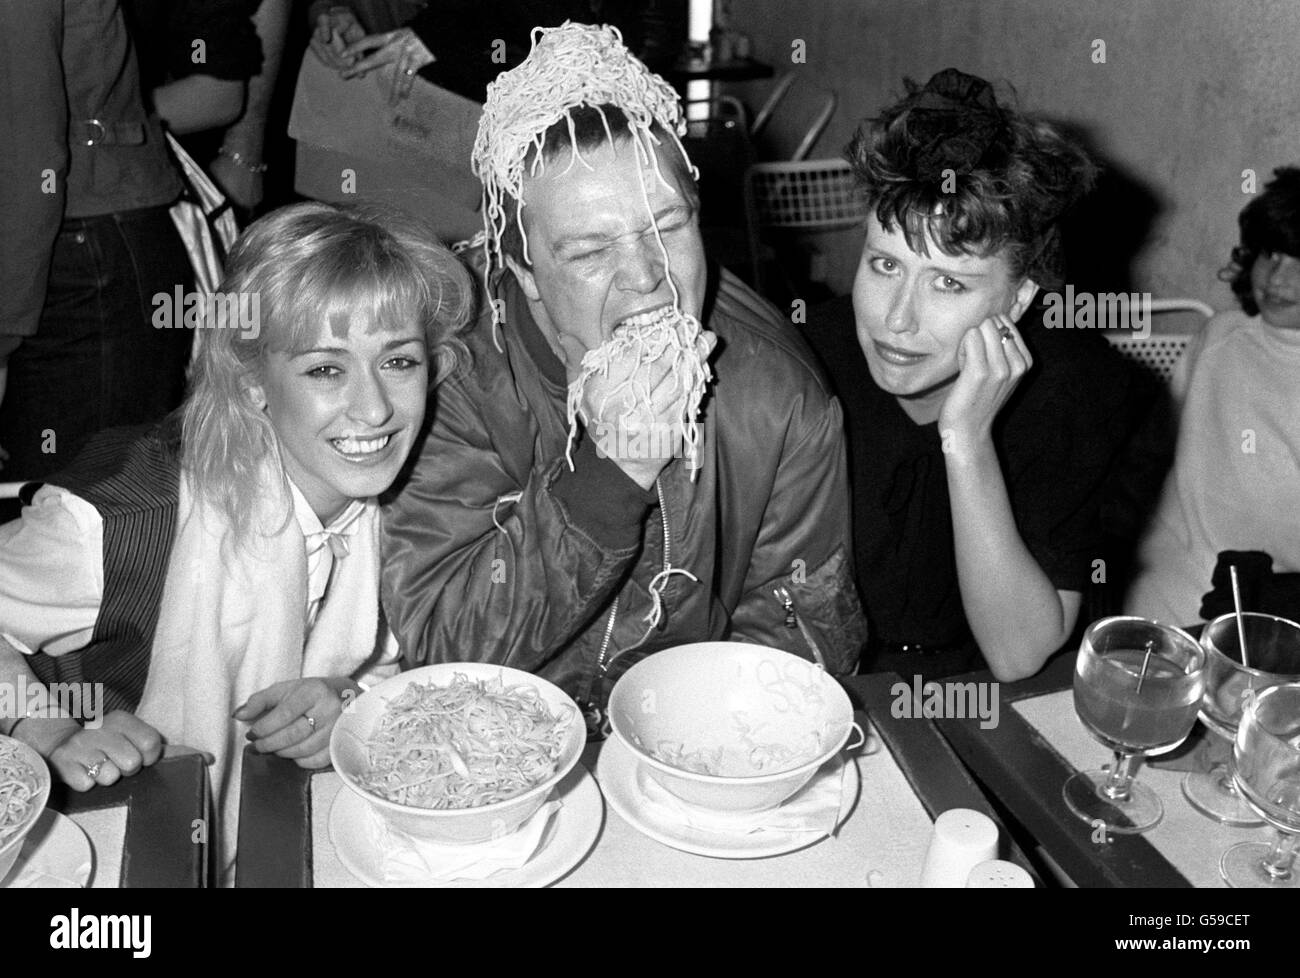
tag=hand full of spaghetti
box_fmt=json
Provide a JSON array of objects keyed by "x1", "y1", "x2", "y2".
[
  {"x1": 566, "y1": 305, "x2": 714, "y2": 474},
  {"x1": 359, "y1": 674, "x2": 575, "y2": 810},
  {"x1": 0, "y1": 739, "x2": 44, "y2": 848}
]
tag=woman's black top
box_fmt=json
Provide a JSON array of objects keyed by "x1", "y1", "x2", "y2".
[{"x1": 803, "y1": 296, "x2": 1143, "y2": 678}]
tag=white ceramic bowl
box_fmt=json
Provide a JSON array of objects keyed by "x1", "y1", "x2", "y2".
[
  {"x1": 330, "y1": 663, "x2": 584, "y2": 845},
  {"x1": 608, "y1": 642, "x2": 857, "y2": 813},
  {"x1": 0, "y1": 736, "x2": 51, "y2": 883}
]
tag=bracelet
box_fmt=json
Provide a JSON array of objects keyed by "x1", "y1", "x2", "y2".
[{"x1": 217, "y1": 146, "x2": 268, "y2": 174}]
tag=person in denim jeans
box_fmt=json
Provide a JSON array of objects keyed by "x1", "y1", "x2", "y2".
[{"x1": 0, "y1": 0, "x2": 193, "y2": 480}]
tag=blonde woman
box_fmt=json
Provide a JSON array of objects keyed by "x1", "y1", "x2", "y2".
[{"x1": 0, "y1": 202, "x2": 470, "y2": 880}]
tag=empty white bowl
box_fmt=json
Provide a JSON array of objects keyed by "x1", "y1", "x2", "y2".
[
  {"x1": 608, "y1": 642, "x2": 857, "y2": 813},
  {"x1": 330, "y1": 663, "x2": 584, "y2": 845},
  {"x1": 0, "y1": 736, "x2": 51, "y2": 883}
]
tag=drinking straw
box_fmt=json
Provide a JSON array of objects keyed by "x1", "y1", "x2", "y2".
[
  {"x1": 1230, "y1": 565, "x2": 1252, "y2": 669},
  {"x1": 1135, "y1": 641, "x2": 1154, "y2": 694}
]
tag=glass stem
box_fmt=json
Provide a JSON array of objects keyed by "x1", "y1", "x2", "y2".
[
  {"x1": 1102, "y1": 751, "x2": 1139, "y2": 802},
  {"x1": 1261, "y1": 831, "x2": 1298, "y2": 883}
]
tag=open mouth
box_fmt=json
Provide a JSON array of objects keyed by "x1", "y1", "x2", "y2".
[
  {"x1": 615, "y1": 304, "x2": 676, "y2": 332},
  {"x1": 873, "y1": 339, "x2": 928, "y2": 365},
  {"x1": 330, "y1": 433, "x2": 395, "y2": 458}
]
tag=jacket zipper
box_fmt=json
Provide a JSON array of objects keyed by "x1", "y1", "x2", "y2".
[
  {"x1": 596, "y1": 478, "x2": 671, "y2": 677},
  {"x1": 774, "y1": 585, "x2": 828, "y2": 670}
]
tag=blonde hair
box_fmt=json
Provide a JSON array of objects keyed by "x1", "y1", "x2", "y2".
[{"x1": 181, "y1": 202, "x2": 472, "y2": 543}]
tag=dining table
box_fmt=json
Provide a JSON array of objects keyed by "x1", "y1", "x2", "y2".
[
  {"x1": 39, "y1": 754, "x2": 211, "y2": 888},
  {"x1": 235, "y1": 671, "x2": 1038, "y2": 888},
  {"x1": 933, "y1": 649, "x2": 1282, "y2": 888}
]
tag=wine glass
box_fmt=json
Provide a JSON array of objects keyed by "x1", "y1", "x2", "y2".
[
  {"x1": 1063, "y1": 617, "x2": 1205, "y2": 833},
  {"x1": 1220, "y1": 682, "x2": 1300, "y2": 888},
  {"x1": 1183, "y1": 613, "x2": 1300, "y2": 826}
]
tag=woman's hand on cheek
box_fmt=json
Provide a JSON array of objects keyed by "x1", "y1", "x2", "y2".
[
  {"x1": 937, "y1": 314, "x2": 1032, "y2": 455},
  {"x1": 234, "y1": 676, "x2": 359, "y2": 769}
]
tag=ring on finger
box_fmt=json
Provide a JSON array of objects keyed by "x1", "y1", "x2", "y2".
[
  {"x1": 997, "y1": 323, "x2": 1012, "y2": 343},
  {"x1": 403, "y1": 66, "x2": 416, "y2": 76},
  {"x1": 305, "y1": 714, "x2": 317, "y2": 731},
  {"x1": 84, "y1": 758, "x2": 105, "y2": 780}
]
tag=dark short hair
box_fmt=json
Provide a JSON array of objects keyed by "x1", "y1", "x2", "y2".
[
  {"x1": 500, "y1": 104, "x2": 698, "y2": 267},
  {"x1": 846, "y1": 68, "x2": 1096, "y2": 289},
  {"x1": 1219, "y1": 166, "x2": 1300, "y2": 315}
]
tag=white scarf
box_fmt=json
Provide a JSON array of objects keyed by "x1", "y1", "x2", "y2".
[{"x1": 137, "y1": 471, "x2": 383, "y2": 884}]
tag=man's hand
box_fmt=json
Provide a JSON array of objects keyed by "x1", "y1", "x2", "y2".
[
  {"x1": 938, "y1": 314, "x2": 1032, "y2": 458},
  {"x1": 309, "y1": 5, "x2": 365, "y2": 70},
  {"x1": 562, "y1": 331, "x2": 716, "y2": 490},
  {"x1": 15, "y1": 710, "x2": 164, "y2": 791},
  {"x1": 234, "y1": 676, "x2": 359, "y2": 769}
]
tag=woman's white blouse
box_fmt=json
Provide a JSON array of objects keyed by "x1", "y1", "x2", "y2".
[{"x1": 0, "y1": 481, "x2": 397, "y2": 674}]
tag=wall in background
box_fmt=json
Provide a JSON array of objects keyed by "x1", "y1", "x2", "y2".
[{"x1": 722, "y1": 0, "x2": 1300, "y2": 305}]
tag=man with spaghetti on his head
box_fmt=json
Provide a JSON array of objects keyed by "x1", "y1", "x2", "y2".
[{"x1": 382, "y1": 23, "x2": 866, "y2": 734}]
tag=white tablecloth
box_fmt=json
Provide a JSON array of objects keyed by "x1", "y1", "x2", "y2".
[
  {"x1": 68, "y1": 806, "x2": 127, "y2": 888},
  {"x1": 311, "y1": 721, "x2": 938, "y2": 888}
]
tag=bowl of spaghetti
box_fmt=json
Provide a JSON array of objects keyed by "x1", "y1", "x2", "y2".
[
  {"x1": 608, "y1": 642, "x2": 858, "y2": 813},
  {"x1": 0, "y1": 735, "x2": 51, "y2": 883},
  {"x1": 330, "y1": 663, "x2": 584, "y2": 844}
]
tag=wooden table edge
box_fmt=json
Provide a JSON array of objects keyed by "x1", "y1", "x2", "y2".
[{"x1": 932, "y1": 655, "x2": 1193, "y2": 888}]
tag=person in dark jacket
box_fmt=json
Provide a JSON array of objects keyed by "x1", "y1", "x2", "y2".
[{"x1": 381, "y1": 24, "x2": 866, "y2": 735}]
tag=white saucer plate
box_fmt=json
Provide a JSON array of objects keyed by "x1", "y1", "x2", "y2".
[
  {"x1": 597, "y1": 735, "x2": 860, "y2": 859},
  {"x1": 2, "y1": 809, "x2": 93, "y2": 888},
  {"x1": 329, "y1": 763, "x2": 603, "y2": 887}
]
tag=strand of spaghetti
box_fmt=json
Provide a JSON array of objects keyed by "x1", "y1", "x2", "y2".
[
  {"x1": 471, "y1": 23, "x2": 688, "y2": 326},
  {"x1": 0, "y1": 741, "x2": 42, "y2": 847}
]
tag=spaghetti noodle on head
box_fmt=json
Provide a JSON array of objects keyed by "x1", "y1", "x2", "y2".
[
  {"x1": 471, "y1": 21, "x2": 697, "y2": 304},
  {"x1": 470, "y1": 22, "x2": 713, "y2": 475}
]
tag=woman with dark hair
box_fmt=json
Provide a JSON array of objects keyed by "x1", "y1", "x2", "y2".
[
  {"x1": 0, "y1": 202, "x2": 471, "y2": 880},
  {"x1": 1126, "y1": 167, "x2": 1300, "y2": 624},
  {"x1": 805, "y1": 68, "x2": 1140, "y2": 681}
]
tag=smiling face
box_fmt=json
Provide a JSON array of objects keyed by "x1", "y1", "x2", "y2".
[
  {"x1": 1252, "y1": 251, "x2": 1300, "y2": 330},
  {"x1": 250, "y1": 318, "x2": 429, "y2": 523},
  {"x1": 852, "y1": 213, "x2": 1038, "y2": 421},
  {"x1": 506, "y1": 137, "x2": 706, "y2": 376}
]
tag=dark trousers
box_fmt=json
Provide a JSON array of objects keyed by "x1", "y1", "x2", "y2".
[{"x1": 0, "y1": 205, "x2": 194, "y2": 480}]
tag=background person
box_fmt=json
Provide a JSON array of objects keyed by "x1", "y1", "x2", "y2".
[
  {"x1": 1126, "y1": 166, "x2": 1300, "y2": 625},
  {"x1": 0, "y1": 0, "x2": 193, "y2": 480}
]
